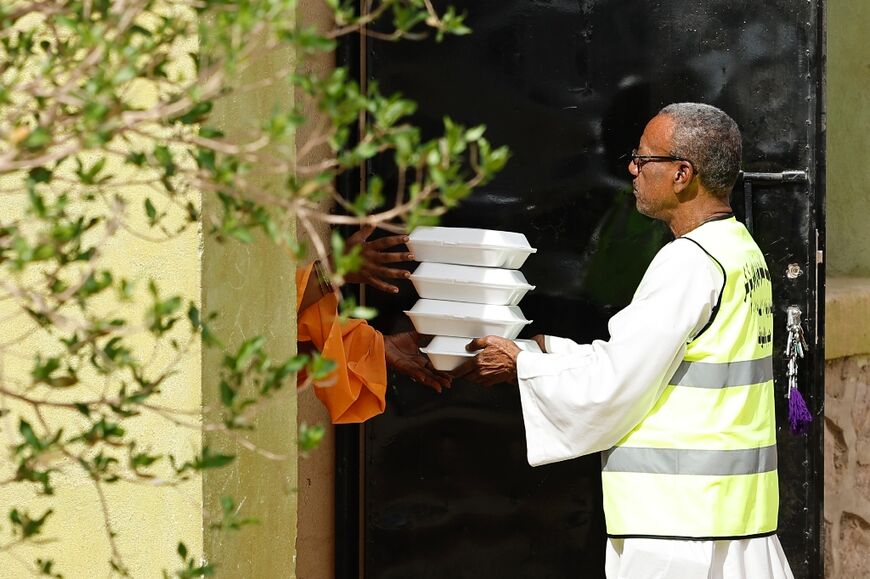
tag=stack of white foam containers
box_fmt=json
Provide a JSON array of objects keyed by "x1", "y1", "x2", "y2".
[{"x1": 403, "y1": 227, "x2": 541, "y2": 371}]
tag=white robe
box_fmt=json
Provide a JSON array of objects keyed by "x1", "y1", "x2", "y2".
[{"x1": 515, "y1": 234, "x2": 794, "y2": 579}]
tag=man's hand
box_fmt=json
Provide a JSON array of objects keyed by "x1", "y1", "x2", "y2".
[
  {"x1": 384, "y1": 331, "x2": 453, "y2": 393},
  {"x1": 344, "y1": 224, "x2": 414, "y2": 293},
  {"x1": 531, "y1": 334, "x2": 547, "y2": 353},
  {"x1": 452, "y1": 336, "x2": 521, "y2": 386}
]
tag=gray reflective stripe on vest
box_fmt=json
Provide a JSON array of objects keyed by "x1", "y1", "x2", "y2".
[
  {"x1": 669, "y1": 357, "x2": 773, "y2": 389},
  {"x1": 602, "y1": 444, "x2": 777, "y2": 476}
]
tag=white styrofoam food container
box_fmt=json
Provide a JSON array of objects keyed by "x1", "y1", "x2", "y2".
[
  {"x1": 405, "y1": 299, "x2": 532, "y2": 339},
  {"x1": 410, "y1": 263, "x2": 535, "y2": 306},
  {"x1": 420, "y1": 336, "x2": 543, "y2": 371},
  {"x1": 407, "y1": 226, "x2": 537, "y2": 269}
]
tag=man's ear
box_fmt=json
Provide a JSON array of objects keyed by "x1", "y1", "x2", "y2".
[{"x1": 672, "y1": 160, "x2": 695, "y2": 194}]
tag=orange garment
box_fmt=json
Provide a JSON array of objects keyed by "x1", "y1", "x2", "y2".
[{"x1": 296, "y1": 264, "x2": 387, "y2": 424}]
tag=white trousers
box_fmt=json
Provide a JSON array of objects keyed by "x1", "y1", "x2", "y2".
[{"x1": 605, "y1": 535, "x2": 795, "y2": 579}]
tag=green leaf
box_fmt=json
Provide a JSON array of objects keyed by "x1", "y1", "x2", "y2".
[
  {"x1": 392, "y1": 6, "x2": 428, "y2": 32},
  {"x1": 9, "y1": 508, "x2": 53, "y2": 539},
  {"x1": 201, "y1": 322, "x2": 223, "y2": 348},
  {"x1": 187, "y1": 304, "x2": 201, "y2": 328},
  {"x1": 76, "y1": 271, "x2": 113, "y2": 300},
  {"x1": 210, "y1": 495, "x2": 259, "y2": 532},
  {"x1": 35, "y1": 557, "x2": 61, "y2": 578},
  {"x1": 346, "y1": 306, "x2": 377, "y2": 320},
  {"x1": 22, "y1": 127, "x2": 51, "y2": 150},
  {"x1": 195, "y1": 148, "x2": 216, "y2": 172},
  {"x1": 153, "y1": 145, "x2": 176, "y2": 176},
  {"x1": 219, "y1": 380, "x2": 236, "y2": 407},
  {"x1": 76, "y1": 157, "x2": 107, "y2": 185},
  {"x1": 353, "y1": 140, "x2": 379, "y2": 160},
  {"x1": 129, "y1": 24, "x2": 151, "y2": 37},
  {"x1": 262, "y1": 354, "x2": 308, "y2": 394},
  {"x1": 352, "y1": 176, "x2": 384, "y2": 215},
  {"x1": 27, "y1": 167, "x2": 53, "y2": 184},
  {"x1": 31, "y1": 355, "x2": 78, "y2": 387},
  {"x1": 220, "y1": 496, "x2": 233, "y2": 514},
  {"x1": 284, "y1": 27, "x2": 337, "y2": 53},
  {"x1": 75, "y1": 418, "x2": 126, "y2": 445},
  {"x1": 284, "y1": 355, "x2": 309, "y2": 373},
  {"x1": 112, "y1": 65, "x2": 136, "y2": 86},
  {"x1": 117, "y1": 278, "x2": 134, "y2": 302},
  {"x1": 329, "y1": 230, "x2": 345, "y2": 261},
  {"x1": 130, "y1": 449, "x2": 159, "y2": 471},
  {"x1": 308, "y1": 353, "x2": 337, "y2": 380},
  {"x1": 172, "y1": 101, "x2": 213, "y2": 125},
  {"x1": 377, "y1": 98, "x2": 416, "y2": 128},
  {"x1": 199, "y1": 126, "x2": 224, "y2": 139},
  {"x1": 299, "y1": 422, "x2": 326, "y2": 452},
  {"x1": 233, "y1": 336, "x2": 265, "y2": 372},
  {"x1": 465, "y1": 125, "x2": 486, "y2": 141},
  {"x1": 227, "y1": 226, "x2": 253, "y2": 244},
  {"x1": 147, "y1": 284, "x2": 185, "y2": 336},
  {"x1": 83, "y1": 102, "x2": 109, "y2": 125},
  {"x1": 27, "y1": 189, "x2": 47, "y2": 218},
  {"x1": 126, "y1": 151, "x2": 147, "y2": 166},
  {"x1": 438, "y1": 6, "x2": 472, "y2": 41},
  {"x1": 145, "y1": 198, "x2": 158, "y2": 225},
  {"x1": 19, "y1": 420, "x2": 42, "y2": 451},
  {"x1": 197, "y1": 446, "x2": 235, "y2": 470}
]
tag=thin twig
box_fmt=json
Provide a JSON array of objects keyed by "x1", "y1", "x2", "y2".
[{"x1": 92, "y1": 477, "x2": 127, "y2": 574}]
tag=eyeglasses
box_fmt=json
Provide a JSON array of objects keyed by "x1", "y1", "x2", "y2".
[{"x1": 627, "y1": 148, "x2": 695, "y2": 173}]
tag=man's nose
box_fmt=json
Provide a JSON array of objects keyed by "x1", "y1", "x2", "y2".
[{"x1": 628, "y1": 159, "x2": 639, "y2": 177}]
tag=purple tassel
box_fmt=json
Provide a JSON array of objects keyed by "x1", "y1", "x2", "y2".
[{"x1": 788, "y1": 386, "x2": 813, "y2": 435}]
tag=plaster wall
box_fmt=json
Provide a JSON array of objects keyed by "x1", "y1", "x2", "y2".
[
  {"x1": 826, "y1": 0, "x2": 870, "y2": 276},
  {"x1": 823, "y1": 0, "x2": 870, "y2": 575},
  {"x1": 201, "y1": 43, "x2": 300, "y2": 578},
  {"x1": 0, "y1": 19, "x2": 203, "y2": 575},
  {"x1": 295, "y1": 2, "x2": 342, "y2": 578},
  {"x1": 0, "y1": 215, "x2": 204, "y2": 578},
  {"x1": 0, "y1": 10, "x2": 302, "y2": 578},
  {"x1": 0, "y1": 128, "x2": 203, "y2": 577},
  {"x1": 824, "y1": 279, "x2": 870, "y2": 578}
]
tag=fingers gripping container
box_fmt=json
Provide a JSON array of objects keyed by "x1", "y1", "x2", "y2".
[
  {"x1": 404, "y1": 226, "x2": 538, "y2": 370},
  {"x1": 406, "y1": 227, "x2": 537, "y2": 269},
  {"x1": 410, "y1": 263, "x2": 535, "y2": 306},
  {"x1": 405, "y1": 299, "x2": 532, "y2": 340},
  {"x1": 420, "y1": 336, "x2": 543, "y2": 371}
]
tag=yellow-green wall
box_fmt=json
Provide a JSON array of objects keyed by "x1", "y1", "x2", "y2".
[
  {"x1": 0, "y1": 180, "x2": 204, "y2": 578},
  {"x1": 0, "y1": 11, "x2": 299, "y2": 579},
  {"x1": 0, "y1": 11, "x2": 205, "y2": 575},
  {"x1": 201, "y1": 42, "x2": 299, "y2": 577},
  {"x1": 827, "y1": 0, "x2": 870, "y2": 276}
]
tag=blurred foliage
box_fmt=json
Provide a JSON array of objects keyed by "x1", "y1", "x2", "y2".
[{"x1": 0, "y1": 0, "x2": 508, "y2": 575}]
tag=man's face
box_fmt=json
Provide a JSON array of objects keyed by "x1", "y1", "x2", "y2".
[{"x1": 628, "y1": 114, "x2": 679, "y2": 220}]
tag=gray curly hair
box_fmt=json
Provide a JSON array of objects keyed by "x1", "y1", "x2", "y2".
[{"x1": 659, "y1": 103, "x2": 742, "y2": 199}]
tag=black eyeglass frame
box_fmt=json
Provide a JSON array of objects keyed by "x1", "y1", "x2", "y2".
[{"x1": 626, "y1": 148, "x2": 696, "y2": 173}]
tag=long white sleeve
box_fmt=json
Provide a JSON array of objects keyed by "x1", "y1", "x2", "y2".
[{"x1": 516, "y1": 238, "x2": 724, "y2": 466}]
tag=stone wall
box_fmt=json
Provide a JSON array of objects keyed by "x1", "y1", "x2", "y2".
[
  {"x1": 824, "y1": 278, "x2": 870, "y2": 577},
  {"x1": 824, "y1": 356, "x2": 870, "y2": 577}
]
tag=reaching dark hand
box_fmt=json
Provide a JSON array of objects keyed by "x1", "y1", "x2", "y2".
[
  {"x1": 344, "y1": 224, "x2": 414, "y2": 293},
  {"x1": 384, "y1": 331, "x2": 453, "y2": 393},
  {"x1": 451, "y1": 335, "x2": 521, "y2": 386}
]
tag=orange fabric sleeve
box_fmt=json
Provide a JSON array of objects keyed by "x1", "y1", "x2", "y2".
[{"x1": 296, "y1": 264, "x2": 387, "y2": 424}]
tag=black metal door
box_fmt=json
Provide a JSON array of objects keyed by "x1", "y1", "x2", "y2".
[{"x1": 338, "y1": 1, "x2": 825, "y2": 577}]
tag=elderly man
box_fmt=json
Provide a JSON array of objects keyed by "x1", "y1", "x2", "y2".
[{"x1": 454, "y1": 103, "x2": 794, "y2": 579}]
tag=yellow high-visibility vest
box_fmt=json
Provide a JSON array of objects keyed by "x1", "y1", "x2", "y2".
[{"x1": 601, "y1": 217, "x2": 778, "y2": 539}]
